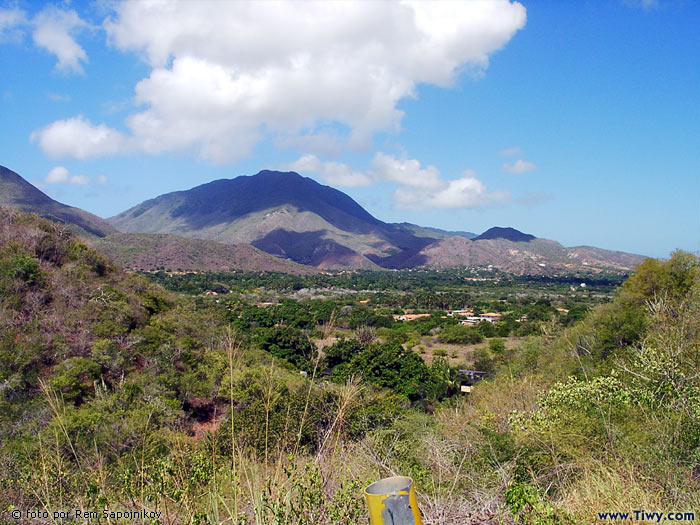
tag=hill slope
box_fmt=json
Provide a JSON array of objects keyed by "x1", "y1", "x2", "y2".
[
  {"x1": 413, "y1": 235, "x2": 646, "y2": 274},
  {"x1": 92, "y1": 233, "x2": 319, "y2": 274},
  {"x1": 0, "y1": 165, "x2": 116, "y2": 237}
]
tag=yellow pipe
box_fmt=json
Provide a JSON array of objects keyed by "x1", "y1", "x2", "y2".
[{"x1": 364, "y1": 476, "x2": 422, "y2": 525}]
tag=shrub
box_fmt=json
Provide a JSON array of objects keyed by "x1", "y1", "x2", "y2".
[
  {"x1": 438, "y1": 325, "x2": 484, "y2": 345},
  {"x1": 51, "y1": 357, "x2": 101, "y2": 404},
  {"x1": 255, "y1": 326, "x2": 317, "y2": 371}
]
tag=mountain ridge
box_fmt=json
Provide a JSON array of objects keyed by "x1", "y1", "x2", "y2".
[
  {"x1": 2, "y1": 165, "x2": 648, "y2": 274},
  {"x1": 0, "y1": 165, "x2": 115, "y2": 237}
]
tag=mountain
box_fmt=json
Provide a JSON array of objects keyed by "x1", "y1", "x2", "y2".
[
  {"x1": 110, "y1": 170, "x2": 647, "y2": 273},
  {"x1": 91, "y1": 233, "x2": 319, "y2": 274},
  {"x1": 110, "y1": 170, "x2": 430, "y2": 269},
  {"x1": 2, "y1": 165, "x2": 646, "y2": 274},
  {"x1": 473, "y1": 226, "x2": 536, "y2": 242},
  {"x1": 391, "y1": 222, "x2": 476, "y2": 240},
  {"x1": 0, "y1": 165, "x2": 115, "y2": 237},
  {"x1": 409, "y1": 235, "x2": 646, "y2": 274}
]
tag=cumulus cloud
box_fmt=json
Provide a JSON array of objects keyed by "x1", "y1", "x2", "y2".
[
  {"x1": 32, "y1": 6, "x2": 88, "y2": 74},
  {"x1": 501, "y1": 159, "x2": 536, "y2": 174},
  {"x1": 286, "y1": 154, "x2": 372, "y2": 187},
  {"x1": 30, "y1": 116, "x2": 130, "y2": 160},
  {"x1": 378, "y1": 159, "x2": 509, "y2": 209},
  {"x1": 372, "y1": 153, "x2": 444, "y2": 189},
  {"x1": 44, "y1": 166, "x2": 91, "y2": 185},
  {"x1": 499, "y1": 146, "x2": 522, "y2": 156},
  {"x1": 45, "y1": 166, "x2": 69, "y2": 184},
  {"x1": 33, "y1": 0, "x2": 526, "y2": 161},
  {"x1": 287, "y1": 152, "x2": 508, "y2": 209}
]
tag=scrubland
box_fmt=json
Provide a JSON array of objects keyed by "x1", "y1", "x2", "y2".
[{"x1": 1, "y1": 209, "x2": 698, "y2": 524}]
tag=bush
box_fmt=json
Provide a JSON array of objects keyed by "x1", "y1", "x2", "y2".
[
  {"x1": 438, "y1": 325, "x2": 484, "y2": 345},
  {"x1": 473, "y1": 347, "x2": 495, "y2": 376},
  {"x1": 324, "y1": 338, "x2": 365, "y2": 369},
  {"x1": 337, "y1": 342, "x2": 446, "y2": 401},
  {"x1": 51, "y1": 357, "x2": 101, "y2": 404},
  {"x1": 255, "y1": 326, "x2": 317, "y2": 371}
]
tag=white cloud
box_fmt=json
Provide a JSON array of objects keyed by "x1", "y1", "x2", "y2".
[
  {"x1": 372, "y1": 153, "x2": 443, "y2": 189},
  {"x1": 32, "y1": 6, "x2": 88, "y2": 74},
  {"x1": 33, "y1": 0, "x2": 526, "y2": 161},
  {"x1": 385, "y1": 163, "x2": 509, "y2": 210},
  {"x1": 375, "y1": 155, "x2": 509, "y2": 209},
  {"x1": 44, "y1": 166, "x2": 91, "y2": 185},
  {"x1": 286, "y1": 155, "x2": 372, "y2": 187},
  {"x1": 68, "y1": 174, "x2": 90, "y2": 185},
  {"x1": 499, "y1": 146, "x2": 522, "y2": 156},
  {"x1": 501, "y1": 159, "x2": 536, "y2": 173},
  {"x1": 96, "y1": 175, "x2": 108, "y2": 184},
  {"x1": 30, "y1": 115, "x2": 130, "y2": 160},
  {"x1": 0, "y1": 7, "x2": 25, "y2": 42},
  {"x1": 288, "y1": 152, "x2": 508, "y2": 209},
  {"x1": 45, "y1": 166, "x2": 69, "y2": 184}
]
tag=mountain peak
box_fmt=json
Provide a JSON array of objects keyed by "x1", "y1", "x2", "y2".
[
  {"x1": 0, "y1": 165, "x2": 115, "y2": 237},
  {"x1": 473, "y1": 226, "x2": 536, "y2": 242}
]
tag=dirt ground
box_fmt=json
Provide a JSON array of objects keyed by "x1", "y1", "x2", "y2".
[{"x1": 415, "y1": 336, "x2": 523, "y2": 366}]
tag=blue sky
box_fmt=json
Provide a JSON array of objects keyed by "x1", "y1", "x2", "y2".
[{"x1": 1, "y1": 0, "x2": 698, "y2": 258}]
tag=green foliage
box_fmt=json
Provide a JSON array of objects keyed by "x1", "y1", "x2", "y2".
[
  {"x1": 6, "y1": 210, "x2": 700, "y2": 522},
  {"x1": 438, "y1": 324, "x2": 484, "y2": 345},
  {"x1": 563, "y1": 305, "x2": 588, "y2": 326},
  {"x1": 323, "y1": 338, "x2": 365, "y2": 369},
  {"x1": 590, "y1": 301, "x2": 646, "y2": 358},
  {"x1": 3, "y1": 253, "x2": 43, "y2": 286},
  {"x1": 335, "y1": 342, "x2": 446, "y2": 401},
  {"x1": 66, "y1": 240, "x2": 112, "y2": 276},
  {"x1": 489, "y1": 337, "x2": 506, "y2": 355},
  {"x1": 505, "y1": 483, "x2": 571, "y2": 524},
  {"x1": 622, "y1": 250, "x2": 699, "y2": 304},
  {"x1": 347, "y1": 305, "x2": 393, "y2": 329},
  {"x1": 255, "y1": 326, "x2": 317, "y2": 371},
  {"x1": 51, "y1": 357, "x2": 101, "y2": 404},
  {"x1": 512, "y1": 374, "x2": 636, "y2": 432},
  {"x1": 473, "y1": 347, "x2": 495, "y2": 376}
]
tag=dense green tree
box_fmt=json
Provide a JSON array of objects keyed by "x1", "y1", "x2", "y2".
[{"x1": 255, "y1": 325, "x2": 317, "y2": 371}]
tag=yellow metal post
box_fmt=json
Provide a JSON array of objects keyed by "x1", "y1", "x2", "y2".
[{"x1": 364, "y1": 476, "x2": 422, "y2": 525}]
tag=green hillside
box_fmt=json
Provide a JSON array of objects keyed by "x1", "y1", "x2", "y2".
[{"x1": 1, "y1": 208, "x2": 698, "y2": 523}]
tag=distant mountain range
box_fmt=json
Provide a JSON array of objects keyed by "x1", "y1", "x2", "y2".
[{"x1": 1, "y1": 165, "x2": 648, "y2": 274}]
